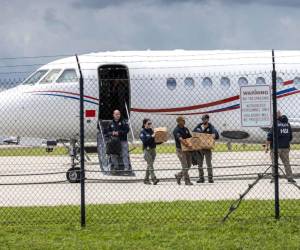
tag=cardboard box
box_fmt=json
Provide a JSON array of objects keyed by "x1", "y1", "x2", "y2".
[
  {"x1": 154, "y1": 127, "x2": 168, "y2": 143},
  {"x1": 192, "y1": 132, "x2": 215, "y2": 149},
  {"x1": 181, "y1": 133, "x2": 215, "y2": 151},
  {"x1": 181, "y1": 137, "x2": 201, "y2": 151}
]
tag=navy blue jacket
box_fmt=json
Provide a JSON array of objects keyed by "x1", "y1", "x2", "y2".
[
  {"x1": 140, "y1": 128, "x2": 156, "y2": 150},
  {"x1": 107, "y1": 119, "x2": 129, "y2": 141},
  {"x1": 267, "y1": 116, "x2": 292, "y2": 149},
  {"x1": 193, "y1": 122, "x2": 219, "y2": 140},
  {"x1": 173, "y1": 126, "x2": 192, "y2": 149}
]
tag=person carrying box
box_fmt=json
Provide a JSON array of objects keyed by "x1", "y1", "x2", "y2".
[
  {"x1": 173, "y1": 116, "x2": 193, "y2": 185},
  {"x1": 193, "y1": 114, "x2": 219, "y2": 183}
]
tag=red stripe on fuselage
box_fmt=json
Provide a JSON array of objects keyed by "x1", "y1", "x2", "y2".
[
  {"x1": 165, "y1": 105, "x2": 240, "y2": 116},
  {"x1": 131, "y1": 95, "x2": 239, "y2": 113},
  {"x1": 282, "y1": 80, "x2": 293, "y2": 86}
]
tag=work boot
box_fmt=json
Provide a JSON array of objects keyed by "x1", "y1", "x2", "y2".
[
  {"x1": 185, "y1": 177, "x2": 193, "y2": 185},
  {"x1": 110, "y1": 166, "x2": 117, "y2": 175},
  {"x1": 153, "y1": 179, "x2": 160, "y2": 185},
  {"x1": 175, "y1": 174, "x2": 181, "y2": 185},
  {"x1": 196, "y1": 177, "x2": 205, "y2": 183},
  {"x1": 144, "y1": 179, "x2": 151, "y2": 185}
]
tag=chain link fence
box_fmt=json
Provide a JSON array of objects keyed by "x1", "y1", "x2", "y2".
[{"x1": 0, "y1": 61, "x2": 299, "y2": 226}]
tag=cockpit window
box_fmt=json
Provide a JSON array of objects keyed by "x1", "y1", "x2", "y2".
[
  {"x1": 23, "y1": 70, "x2": 48, "y2": 85},
  {"x1": 56, "y1": 69, "x2": 78, "y2": 83},
  {"x1": 40, "y1": 69, "x2": 61, "y2": 84}
]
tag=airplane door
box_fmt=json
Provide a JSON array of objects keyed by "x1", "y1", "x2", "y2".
[
  {"x1": 97, "y1": 65, "x2": 134, "y2": 176},
  {"x1": 98, "y1": 65, "x2": 130, "y2": 120}
]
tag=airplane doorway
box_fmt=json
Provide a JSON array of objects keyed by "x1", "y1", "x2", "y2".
[
  {"x1": 97, "y1": 65, "x2": 134, "y2": 176},
  {"x1": 98, "y1": 65, "x2": 130, "y2": 120}
]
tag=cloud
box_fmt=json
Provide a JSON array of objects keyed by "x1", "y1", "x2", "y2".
[
  {"x1": 234, "y1": 0, "x2": 300, "y2": 7},
  {"x1": 0, "y1": 0, "x2": 300, "y2": 79},
  {"x1": 72, "y1": 0, "x2": 202, "y2": 9},
  {"x1": 43, "y1": 8, "x2": 71, "y2": 30},
  {"x1": 72, "y1": 0, "x2": 300, "y2": 9}
]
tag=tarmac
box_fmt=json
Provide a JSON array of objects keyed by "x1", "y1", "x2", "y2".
[{"x1": 0, "y1": 150, "x2": 299, "y2": 207}]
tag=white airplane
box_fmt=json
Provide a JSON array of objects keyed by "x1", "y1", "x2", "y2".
[
  {"x1": 0, "y1": 50, "x2": 300, "y2": 182},
  {"x1": 2, "y1": 136, "x2": 20, "y2": 145}
]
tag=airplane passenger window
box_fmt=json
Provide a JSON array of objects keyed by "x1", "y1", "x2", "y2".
[
  {"x1": 256, "y1": 77, "x2": 266, "y2": 85},
  {"x1": 276, "y1": 77, "x2": 284, "y2": 85},
  {"x1": 220, "y1": 77, "x2": 230, "y2": 89},
  {"x1": 166, "y1": 78, "x2": 177, "y2": 90},
  {"x1": 238, "y1": 77, "x2": 248, "y2": 86},
  {"x1": 56, "y1": 69, "x2": 78, "y2": 83},
  {"x1": 294, "y1": 77, "x2": 300, "y2": 89},
  {"x1": 202, "y1": 77, "x2": 212, "y2": 88},
  {"x1": 23, "y1": 70, "x2": 48, "y2": 85},
  {"x1": 184, "y1": 77, "x2": 194, "y2": 88},
  {"x1": 40, "y1": 69, "x2": 61, "y2": 84}
]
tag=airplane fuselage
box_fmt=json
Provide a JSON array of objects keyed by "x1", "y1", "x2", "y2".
[{"x1": 0, "y1": 50, "x2": 300, "y2": 144}]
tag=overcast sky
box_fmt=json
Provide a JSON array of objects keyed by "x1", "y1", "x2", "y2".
[{"x1": 1, "y1": 0, "x2": 300, "y2": 76}]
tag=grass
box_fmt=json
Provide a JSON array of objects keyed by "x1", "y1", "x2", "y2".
[
  {"x1": 1, "y1": 143, "x2": 300, "y2": 157},
  {"x1": 130, "y1": 143, "x2": 266, "y2": 154},
  {"x1": 0, "y1": 146, "x2": 68, "y2": 157},
  {"x1": 0, "y1": 200, "x2": 299, "y2": 249}
]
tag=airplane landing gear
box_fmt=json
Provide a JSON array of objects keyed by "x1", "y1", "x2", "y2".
[
  {"x1": 64, "y1": 139, "x2": 81, "y2": 183},
  {"x1": 66, "y1": 167, "x2": 81, "y2": 183}
]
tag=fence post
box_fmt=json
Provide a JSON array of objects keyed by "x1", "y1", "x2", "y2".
[
  {"x1": 272, "y1": 49, "x2": 280, "y2": 219},
  {"x1": 76, "y1": 54, "x2": 86, "y2": 227}
]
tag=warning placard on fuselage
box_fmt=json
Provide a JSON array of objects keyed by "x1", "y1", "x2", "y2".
[{"x1": 240, "y1": 85, "x2": 272, "y2": 127}]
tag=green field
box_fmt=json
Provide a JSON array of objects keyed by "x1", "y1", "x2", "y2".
[
  {"x1": 0, "y1": 200, "x2": 299, "y2": 249},
  {"x1": 0, "y1": 146, "x2": 68, "y2": 157},
  {"x1": 1, "y1": 143, "x2": 300, "y2": 157},
  {"x1": 130, "y1": 143, "x2": 266, "y2": 154}
]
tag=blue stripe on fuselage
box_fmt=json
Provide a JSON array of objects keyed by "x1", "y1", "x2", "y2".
[{"x1": 32, "y1": 93, "x2": 99, "y2": 105}]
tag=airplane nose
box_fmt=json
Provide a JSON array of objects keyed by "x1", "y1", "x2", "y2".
[{"x1": 0, "y1": 87, "x2": 25, "y2": 137}]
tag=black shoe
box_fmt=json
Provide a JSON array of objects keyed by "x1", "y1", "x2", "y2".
[
  {"x1": 270, "y1": 179, "x2": 274, "y2": 183},
  {"x1": 208, "y1": 179, "x2": 214, "y2": 183},
  {"x1": 153, "y1": 179, "x2": 160, "y2": 185},
  {"x1": 288, "y1": 179, "x2": 296, "y2": 183},
  {"x1": 144, "y1": 180, "x2": 151, "y2": 185},
  {"x1": 185, "y1": 182, "x2": 193, "y2": 186},
  {"x1": 128, "y1": 171, "x2": 136, "y2": 177},
  {"x1": 175, "y1": 174, "x2": 181, "y2": 185},
  {"x1": 196, "y1": 178, "x2": 205, "y2": 183}
]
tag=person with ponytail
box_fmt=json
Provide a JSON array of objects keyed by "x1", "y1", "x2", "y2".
[{"x1": 139, "y1": 119, "x2": 159, "y2": 185}]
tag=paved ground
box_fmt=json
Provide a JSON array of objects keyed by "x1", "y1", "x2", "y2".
[{"x1": 0, "y1": 150, "x2": 299, "y2": 206}]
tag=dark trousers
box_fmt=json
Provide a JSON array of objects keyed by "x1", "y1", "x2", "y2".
[
  {"x1": 196, "y1": 149, "x2": 213, "y2": 180},
  {"x1": 176, "y1": 148, "x2": 192, "y2": 183},
  {"x1": 270, "y1": 148, "x2": 293, "y2": 179},
  {"x1": 144, "y1": 148, "x2": 157, "y2": 181}
]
